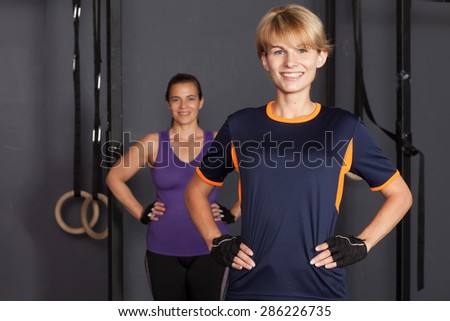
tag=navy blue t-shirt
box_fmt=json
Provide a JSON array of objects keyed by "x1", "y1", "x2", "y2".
[{"x1": 196, "y1": 102, "x2": 399, "y2": 300}]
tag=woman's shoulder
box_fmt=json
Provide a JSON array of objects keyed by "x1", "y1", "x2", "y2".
[
  {"x1": 140, "y1": 132, "x2": 162, "y2": 166},
  {"x1": 140, "y1": 132, "x2": 160, "y2": 144}
]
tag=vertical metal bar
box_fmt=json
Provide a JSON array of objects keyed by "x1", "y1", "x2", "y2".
[
  {"x1": 325, "y1": 0, "x2": 336, "y2": 106},
  {"x1": 396, "y1": 0, "x2": 412, "y2": 301},
  {"x1": 107, "y1": 0, "x2": 123, "y2": 301},
  {"x1": 352, "y1": 0, "x2": 364, "y2": 118}
]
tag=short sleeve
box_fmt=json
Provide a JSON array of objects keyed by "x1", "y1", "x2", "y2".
[
  {"x1": 350, "y1": 119, "x2": 399, "y2": 191},
  {"x1": 196, "y1": 118, "x2": 235, "y2": 186}
]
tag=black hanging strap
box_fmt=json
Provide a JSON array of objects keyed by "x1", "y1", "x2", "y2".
[
  {"x1": 92, "y1": 0, "x2": 103, "y2": 200},
  {"x1": 73, "y1": 0, "x2": 82, "y2": 197},
  {"x1": 352, "y1": 0, "x2": 425, "y2": 291}
]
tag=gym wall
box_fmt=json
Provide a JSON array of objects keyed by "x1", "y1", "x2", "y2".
[{"x1": 0, "y1": 0, "x2": 449, "y2": 300}]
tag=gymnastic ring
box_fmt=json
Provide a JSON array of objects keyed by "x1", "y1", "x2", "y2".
[
  {"x1": 55, "y1": 190, "x2": 100, "y2": 235},
  {"x1": 80, "y1": 193, "x2": 108, "y2": 240}
]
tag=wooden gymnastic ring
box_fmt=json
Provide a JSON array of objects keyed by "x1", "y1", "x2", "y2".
[
  {"x1": 55, "y1": 190, "x2": 100, "y2": 235},
  {"x1": 80, "y1": 193, "x2": 108, "y2": 240}
]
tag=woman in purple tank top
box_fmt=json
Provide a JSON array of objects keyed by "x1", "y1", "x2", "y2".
[{"x1": 106, "y1": 73, "x2": 240, "y2": 300}]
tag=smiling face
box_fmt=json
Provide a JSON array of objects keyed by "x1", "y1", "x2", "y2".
[
  {"x1": 166, "y1": 82, "x2": 204, "y2": 126},
  {"x1": 261, "y1": 35, "x2": 328, "y2": 96}
]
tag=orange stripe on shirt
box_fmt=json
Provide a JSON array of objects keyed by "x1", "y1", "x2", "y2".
[
  {"x1": 335, "y1": 139, "x2": 353, "y2": 212},
  {"x1": 231, "y1": 143, "x2": 242, "y2": 202}
]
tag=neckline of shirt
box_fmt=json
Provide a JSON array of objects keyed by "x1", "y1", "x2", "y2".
[
  {"x1": 265, "y1": 101, "x2": 321, "y2": 123},
  {"x1": 165, "y1": 129, "x2": 207, "y2": 165}
]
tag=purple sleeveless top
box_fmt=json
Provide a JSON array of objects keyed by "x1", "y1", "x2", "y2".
[{"x1": 148, "y1": 130, "x2": 228, "y2": 256}]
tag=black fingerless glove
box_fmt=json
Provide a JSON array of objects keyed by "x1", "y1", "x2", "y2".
[
  {"x1": 325, "y1": 235, "x2": 367, "y2": 267},
  {"x1": 211, "y1": 234, "x2": 242, "y2": 267},
  {"x1": 140, "y1": 201, "x2": 156, "y2": 225},
  {"x1": 217, "y1": 203, "x2": 235, "y2": 224}
]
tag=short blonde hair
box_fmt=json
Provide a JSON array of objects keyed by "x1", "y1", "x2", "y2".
[{"x1": 256, "y1": 4, "x2": 332, "y2": 59}]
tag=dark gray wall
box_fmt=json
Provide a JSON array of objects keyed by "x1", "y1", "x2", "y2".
[
  {"x1": 335, "y1": 0, "x2": 400, "y2": 300},
  {"x1": 1, "y1": 0, "x2": 449, "y2": 300},
  {"x1": 410, "y1": 1, "x2": 450, "y2": 300},
  {"x1": 0, "y1": 0, "x2": 108, "y2": 300}
]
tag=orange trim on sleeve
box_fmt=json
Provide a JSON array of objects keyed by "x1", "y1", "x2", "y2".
[
  {"x1": 195, "y1": 167, "x2": 224, "y2": 187},
  {"x1": 371, "y1": 170, "x2": 400, "y2": 192},
  {"x1": 335, "y1": 139, "x2": 353, "y2": 212}
]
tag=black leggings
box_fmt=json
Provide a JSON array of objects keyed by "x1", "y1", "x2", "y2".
[{"x1": 145, "y1": 251, "x2": 227, "y2": 301}]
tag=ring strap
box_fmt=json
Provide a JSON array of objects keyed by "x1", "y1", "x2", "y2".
[
  {"x1": 73, "y1": 0, "x2": 82, "y2": 197},
  {"x1": 91, "y1": 0, "x2": 103, "y2": 200}
]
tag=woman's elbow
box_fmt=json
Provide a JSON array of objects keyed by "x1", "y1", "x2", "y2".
[
  {"x1": 105, "y1": 170, "x2": 120, "y2": 189},
  {"x1": 404, "y1": 188, "x2": 413, "y2": 211}
]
